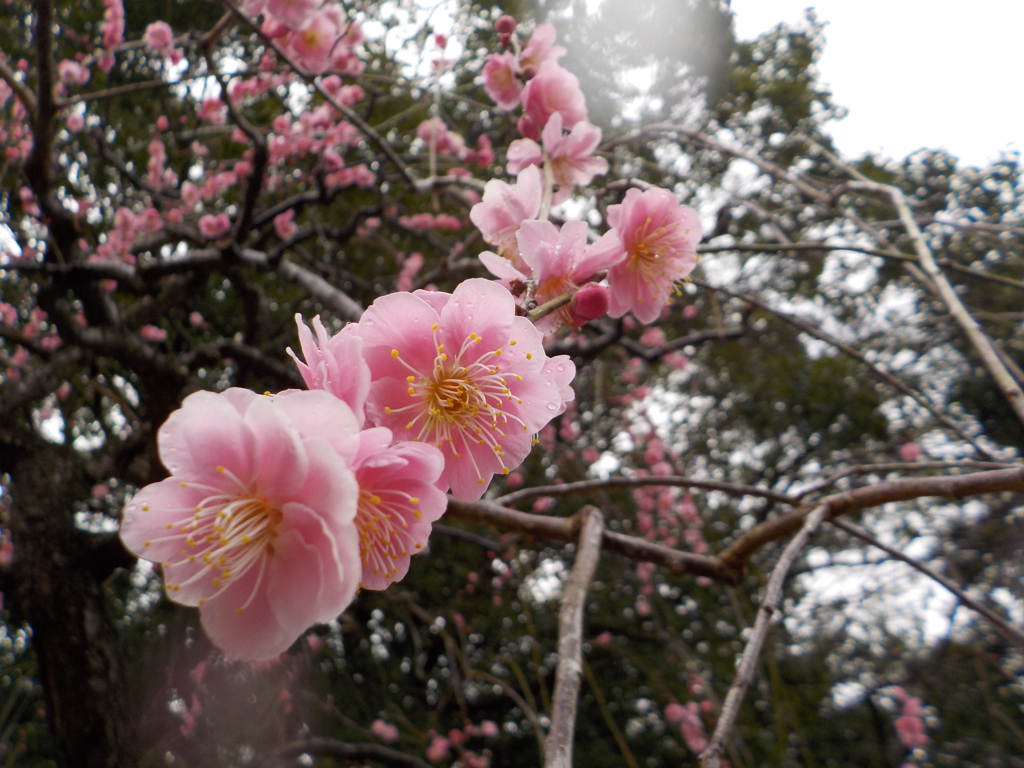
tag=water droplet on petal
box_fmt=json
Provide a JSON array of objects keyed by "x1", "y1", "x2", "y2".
[{"x1": 547, "y1": 402, "x2": 557, "y2": 410}]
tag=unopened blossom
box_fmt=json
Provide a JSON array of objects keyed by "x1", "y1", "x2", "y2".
[
  {"x1": 507, "y1": 113, "x2": 608, "y2": 204},
  {"x1": 274, "y1": 209, "x2": 298, "y2": 240},
  {"x1": 605, "y1": 187, "x2": 701, "y2": 324},
  {"x1": 517, "y1": 61, "x2": 587, "y2": 142},
  {"x1": 351, "y1": 428, "x2": 446, "y2": 589},
  {"x1": 518, "y1": 23, "x2": 566, "y2": 71},
  {"x1": 353, "y1": 279, "x2": 575, "y2": 501},
  {"x1": 266, "y1": 0, "x2": 323, "y2": 30},
  {"x1": 482, "y1": 52, "x2": 522, "y2": 110},
  {"x1": 288, "y1": 314, "x2": 370, "y2": 427},
  {"x1": 101, "y1": 0, "x2": 125, "y2": 50},
  {"x1": 481, "y1": 219, "x2": 624, "y2": 333},
  {"x1": 468, "y1": 165, "x2": 542, "y2": 272},
  {"x1": 119, "y1": 389, "x2": 363, "y2": 660}
]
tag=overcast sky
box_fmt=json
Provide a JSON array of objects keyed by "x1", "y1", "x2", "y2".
[{"x1": 729, "y1": 0, "x2": 1023, "y2": 168}]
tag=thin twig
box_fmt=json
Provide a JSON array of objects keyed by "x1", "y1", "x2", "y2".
[
  {"x1": 496, "y1": 474, "x2": 795, "y2": 507},
  {"x1": 830, "y1": 518, "x2": 1024, "y2": 651},
  {"x1": 699, "y1": 504, "x2": 830, "y2": 768},
  {"x1": 692, "y1": 277, "x2": 992, "y2": 459},
  {"x1": 544, "y1": 507, "x2": 604, "y2": 768},
  {"x1": 843, "y1": 181, "x2": 1024, "y2": 428},
  {"x1": 794, "y1": 461, "x2": 1020, "y2": 499}
]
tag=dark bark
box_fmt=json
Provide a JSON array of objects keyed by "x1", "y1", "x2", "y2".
[{"x1": 9, "y1": 441, "x2": 136, "y2": 767}]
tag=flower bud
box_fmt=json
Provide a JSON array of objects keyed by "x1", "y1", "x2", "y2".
[
  {"x1": 572, "y1": 283, "x2": 611, "y2": 321},
  {"x1": 498, "y1": 32, "x2": 512, "y2": 48},
  {"x1": 494, "y1": 15, "x2": 517, "y2": 34},
  {"x1": 520, "y1": 65, "x2": 537, "y2": 80}
]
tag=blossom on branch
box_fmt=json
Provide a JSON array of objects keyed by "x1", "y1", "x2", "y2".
[
  {"x1": 469, "y1": 165, "x2": 542, "y2": 272},
  {"x1": 482, "y1": 53, "x2": 522, "y2": 110},
  {"x1": 480, "y1": 219, "x2": 623, "y2": 333},
  {"x1": 517, "y1": 61, "x2": 588, "y2": 142},
  {"x1": 353, "y1": 279, "x2": 575, "y2": 500},
  {"x1": 351, "y1": 428, "x2": 447, "y2": 589},
  {"x1": 507, "y1": 113, "x2": 608, "y2": 204},
  {"x1": 119, "y1": 389, "x2": 364, "y2": 660},
  {"x1": 605, "y1": 187, "x2": 701, "y2": 324}
]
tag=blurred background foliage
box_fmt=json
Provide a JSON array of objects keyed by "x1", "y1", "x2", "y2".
[{"x1": 0, "y1": 0, "x2": 1022, "y2": 766}]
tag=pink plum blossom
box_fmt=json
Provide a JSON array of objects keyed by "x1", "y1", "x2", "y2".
[
  {"x1": 119, "y1": 388, "x2": 364, "y2": 660},
  {"x1": 507, "y1": 113, "x2": 608, "y2": 204},
  {"x1": 66, "y1": 113, "x2": 85, "y2": 132},
  {"x1": 468, "y1": 165, "x2": 542, "y2": 272},
  {"x1": 289, "y1": 10, "x2": 338, "y2": 73},
  {"x1": 57, "y1": 60, "x2": 90, "y2": 85},
  {"x1": 605, "y1": 187, "x2": 701, "y2": 324},
  {"x1": 426, "y1": 737, "x2": 450, "y2": 762},
  {"x1": 480, "y1": 219, "x2": 624, "y2": 333},
  {"x1": 482, "y1": 52, "x2": 521, "y2": 110},
  {"x1": 518, "y1": 23, "x2": 566, "y2": 71},
  {"x1": 517, "y1": 61, "x2": 587, "y2": 141},
  {"x1": 267, "y1": 0, "x2": 323, "y2": 30},
  {"x1": 198, "y1": 213, "x2": 232, "y2": 240},
  {"x1": 101, "y1": 0, "x2": 125, "y2": 50},
  {"x1": 676, "y1": 701, "x2": 708, "y2": 753},
  {"x1": 350, "y1": 427, "x2": 447, "y2": 589},
  {"x1": 899, "y1": 442, "x2": 922, "y2": 462},
  {"x1": 288, "y1": 314, "x2": 371, "y2": 427},
  {"x1": 352, "y1": 278, "x2": 575, "y2": 500},
  {"x1": 370, "y1": 719, "x2": 400, "y2": 742},
  {"x1": 416, "y1": 118, "x2": 468, "y2": 158},
  {"x1": 140, "y1": 324, "x2": 168, "y2": 342},
  {"x1": 274, "y1": 209, "x2": 298, "y2": 240},
  {"x1": 144, "y1": 21, "x2": 181, "y2": 62}
]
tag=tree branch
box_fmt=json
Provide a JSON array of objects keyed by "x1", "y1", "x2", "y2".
[
  {"x1": 277, "y1": 258, "x2": 363, "y2": 322},
  {"x1": 544, "y1": 507, "x2": 604, "y2": 768},
  {"x1": 496, "y1": 474, "x2": 795, "y2": 507},
  {"x1": 843, "y1": 181, "x2": 1024, "y2": 428},
  {"x1": 692, "y1": 277, "x2": 992, "y2": 459},
  {"x1": 699, "y1": 504, "x2": 830, "y2": 768},
  {"x1": 830, "y1": 518, "x2": 1024, "y2": 651}
]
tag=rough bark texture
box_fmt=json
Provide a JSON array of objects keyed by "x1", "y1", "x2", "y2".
[{"x1": 9, "y1": 442, "x2": 136, "y2": 767}]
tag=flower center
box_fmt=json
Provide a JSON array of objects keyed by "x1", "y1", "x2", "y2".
[
  {"x1": 628, "y1": 216, "x2": 687, "y2": 285},
  {"x1": 384, "y1": 323, "x2": 531, "y2": 483},
  {"x1": 355, "y1": 489, "x2": 423, "y2": 584},
  {"x1": 146, "y1": 466, "x2": 281, "y2": 613}
]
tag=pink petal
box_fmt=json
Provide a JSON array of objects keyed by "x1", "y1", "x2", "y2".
[
  {"x1": 158, "y1": 390, "x2": 255, "y2": 486},
  {"x1": 479, "y1": 251, "x2": 527, "y2": 282},
  {"x1": 199, "y1": 564, "x2": 291, "y2": 661},
  {"x1": 438, "y1": 279, "x2": 515, "y2": 357},
  {"x1": 244, "y1": 395, "x2": 309, "y2": 498}
]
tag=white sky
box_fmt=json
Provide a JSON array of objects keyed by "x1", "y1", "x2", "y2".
[{"x1": 730, "y1": 0, "x2": 1024, "y2": 168}]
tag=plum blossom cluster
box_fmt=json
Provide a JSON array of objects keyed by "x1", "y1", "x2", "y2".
[
  {"x1": 120, "y1": 280, "x2": 575, "y2": 660},
  {"x1": 242, "y1": 0, "x2": 365, "y2": 75},
  {"x1": 473, "y1": 19, "x2": 702, "y2": 331}
]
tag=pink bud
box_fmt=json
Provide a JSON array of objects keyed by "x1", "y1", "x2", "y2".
[
  {"x1": 498, "y1": 32, "x2": 511, "y2": 47},
  {"x1": 520, "y1": 65, "x2": 537, "y2": 80},
  {"x1": 572, "y1": 284, "x2": 611, "y2": 321},
  {"x1": 494, "y1": 15, "x2": 516, "y2": 34},
  {"x1": 480, "y1": 720, "x2": 500, "y2": 738},
  {"x1": 665, "y1": 702, "x2": 685, "y2": 724}
]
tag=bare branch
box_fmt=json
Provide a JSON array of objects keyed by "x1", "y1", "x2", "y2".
[
  {"x1": 496, "y1": 474, "x2": 796, "y2": 507},
  {"x1": 794, "y1": 460, "x2": 1020, "y2": 499},
  {"x1": 445, "y1": 496, "x2": 731, "y2": 582},
  {"x1": 544, "y1": 507, "x2": 604, "y2": 768},
  {"x1": 0, "y1": 57, "x2": 37, "y2": 117},
  {"x1": 830, "y1": 518, "x2": 1024, "y2": 651},
  {"x1": 277, "y1": 258, "x2": 363, "y2": 322},
  {"x1": 699, "y1": 504, "x2": 830, "y2": 768},
  {"x1": 720, "y1": 466, "x2": 1024, "y2": 574}
]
